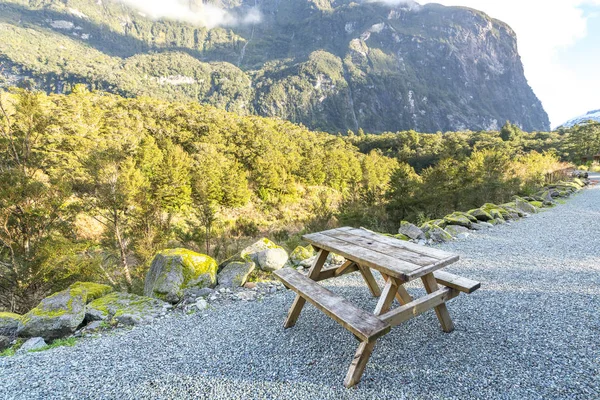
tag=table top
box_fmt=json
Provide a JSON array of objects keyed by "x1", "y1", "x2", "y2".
[{"x1": 302, "y1": 227, "x2": 459, "y2": 282}]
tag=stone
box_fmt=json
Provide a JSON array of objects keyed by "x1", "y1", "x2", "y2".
[
  {"x1": 398, "y1": 221, "x2": 425, "y2": 240},
  {"x1": 515, "y1": 198, "x2": 537, "y2": 214},
  {"x1": 326, "y1": 253, "x2": 345, "y2": 265},
  {"x1": 237, "y1": 291, "x2": 257, "y2": 301},
  {"x1": 427, "y1": 226, "x2": 453, "y2": 243},
  {"x1": 82, "y1": 320, "x2": 103, "y2": 332},
  {"x1": 68, "y1": 282, "x2": 113, "y2": 303},
  {"x1": 0, "y1": 312, "x2": 22, "y2": 337},
  {"x1": 86, "y1": 292, "x2": 171, "y2": 326},
  {"x1": 183, "y1": 287, "x2": 214, "y2": 299},
  {"x1": 289, "y1": 245, "x2": 314, "y2": 266},
  {"x1": 217, "y1": 261, "x2": 255, "y2": 288},
  {"x1": 256, "y1": 248, "x2": 289, "y2": 272},
  {"x1": 478, "y1": 222, "x2": 494, "y2": 229},
  {"x1": 456, "y1": 232, "x2": 471, "y2": 240},
  {"x1": 445, "y1": 225, "x2": 470, "y2": 236},
  {"x1": 243, "y1": 282, "x2": 257, "y2": 289},
  {"x1": 468, "y1": 208, "x2": 494, "y2": 222},
  {"x1": 299, "y1": 255, "x2": 316, "y2": 267},
  {"x1": 0, "y1": 335, "x2": 10, "y2": 351},
  {"x1": 488, "y1": 218, "x2": 505, "y2": 225},
  {"x1": 470, "y1": 222, "x2": 488, "y2": 231},
  {"x1": 195, "y1": 298, "x2": 209, "y2": 311},
  {"x1": 443, "y1": 212, "x2": 473, "y2": 228},
  {"x1": 17, "y1": 337, "x2": 47, "y2": 354},
  {"x1": 144, "y1": 248, "x2": 218, "y2": 303},
  {"x1": 18, "y1": 287, "x2": 87, "y2": 341},
  {"x1": 240, "y1": 238, "x2": 282, "y2": 265}
]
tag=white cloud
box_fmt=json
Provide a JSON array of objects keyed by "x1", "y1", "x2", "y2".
[
  {"x1": 417, "y1": 0, "x2": 600, "y2": 128},
  {"x1": 118, "y1": 0, "x2": 261, "y2": 29}
]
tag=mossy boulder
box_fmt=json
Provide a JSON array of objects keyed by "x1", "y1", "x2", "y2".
[
  {"x1": 530, "y1": 200, "x2": 544, "y2": 208},
  {"x1": 144, "y1": 248, "x2": 218, "y2": 304},
  {"x1": 443, "y1": 212, "x2": 473, "y2": 228},
  {"x1": 445, "y1": 225, "x2": 470, "y2": 236},
  {"x1": 514, "y1": 198, "x2": 537, "y2": 215},
  {"x1": 468, "y1": 208, "x2": 493, "y2": 222},
  {"x1": 481, "y1": 203, "x2": 507, "y2": 220},
  {"x1": 289, "y1": 245, "x2": 314, "y2": 266},
  {"x1": 217, "y1": 262, "x2": 255, "y2": 288},
  {"x1": 427, "y1": 226, "x2": 453, "y2": 243},
  {"x1": 398, "y1": 221, "x2": 425, "y2": 240},
  {"x1": 384, "y1": 233, "x2": 410, "y2": 241},
  {"x1": 241, "y1": 238, "x2": 281, "y2": 264},
  {"x1": 69, "y1": 282, "x2": 113, "y2": 303},
  {"x1": 86, "y1": 292, "x2": 170, "y2": 326},
  {"x1": 257, "y1": 248, "x2": 289, "y2": 272},
  {"x1": 17, "y1": 287, "x2": 87, "y2": 341},
  {"x1": 0, "y1": 312, "x2": 22, "y2": 337}
]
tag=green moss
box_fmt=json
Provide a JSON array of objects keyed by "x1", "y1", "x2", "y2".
[
  {"x1": 158, "y1": 248, "x2": 218, "y2": 287},
  {"x1": 0, "y1": 312, "x2": 22, "y2": 322},
  {"x1": 69, "y1": 282, "x2": 113, "y2": 302},
  {"x1": 530, "y1": 201, "x2": 543, "y2": 208},
  {"x1": 0, "y1": 339, "x2": 23, "y2": 357},
  {"x1": 88, "y1": 292, "x2": 163, "y2": 319}
]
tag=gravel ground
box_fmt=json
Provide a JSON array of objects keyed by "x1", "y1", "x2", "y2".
[{"x1": 2, "y1": 177, "x2": 600, "y2": 400}]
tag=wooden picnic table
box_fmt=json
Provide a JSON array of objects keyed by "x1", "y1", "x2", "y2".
[{"x1": 274, "y1": 227, "x2": 480, "y2": 388}]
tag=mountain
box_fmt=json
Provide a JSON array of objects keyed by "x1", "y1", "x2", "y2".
[
  {"x1": 0, "y1": 0, "x2": 550, "y2": 133},
  {"x1": 560, "y1": 109, "x2": 600, "y2": 128}
]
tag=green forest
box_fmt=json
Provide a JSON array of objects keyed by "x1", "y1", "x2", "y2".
[{"x1": 1, "y1": 87, "x2": 599, "y2": 313}]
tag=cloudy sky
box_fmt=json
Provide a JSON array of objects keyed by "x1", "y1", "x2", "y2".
[{"x1": 420, "y1": 0, "x2": 600, "y2": 127}]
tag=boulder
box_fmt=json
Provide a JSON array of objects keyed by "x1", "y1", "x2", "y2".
[
  {"x1": 289, "y1": 245, "x2": 314, "y2": 266},
  {"x1": 470, "y1": 222, "x2": 489, "y2": 231},
  {"x1": 443, "y1": 212, "x2": 473, "y2": 228},
  {"x1": 257, "y1": 248, "x2": 289, "y2": 272},
  {"x1": 0, "y1": 335, "x2": 10, "y2": 351},
  {"x1": 398, "y1": 221, "x2": 425, "y2": 240},
  {"x1": 515, "y1": 198, "x2": 537, "y2": 215},
  {"x1": 216, "y1": 261, "x2": 255, "y2": 288},
  {"x1": 241, "y1": 238, "x2": 282, "y2": 265},
  {"x1": 18, "y1": 287, "x2": 87, "y2": 341},
  {"x1": 0, "y1": 312, "x2": 22, "y2": 337},
  {"x1": 445, "y1": 225, "x2": 470, "y2": 236},
  {"x1": 327, "y1": 253, "x2": 345, "y2": 265},
  {"x1": 468, "y1": 208, "x2": 493, "y2": 222},
  {"x1": 488, "y1": 218, "x2": 505, "y2": 225},
  {"x1": 86, "y1": 292, "x2": 171, "y2": 326},
  {"x1": 17, "y1": 337, "x2": 47, "y2": 354},
  {"x1": 144, "y1": 248, "x2": 218, "y2": 303},
  {"x1": 427, "y1": 226, "x2": 453, "y2": 243}
]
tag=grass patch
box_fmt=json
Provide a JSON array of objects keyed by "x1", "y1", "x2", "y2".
[{"x1": 29, "y1": 337, "x2": 77, "y2": 353}]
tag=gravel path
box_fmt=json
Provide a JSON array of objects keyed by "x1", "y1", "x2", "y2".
[{"x1": 2, "y1": 178, "x2": 600, "y2": 399}]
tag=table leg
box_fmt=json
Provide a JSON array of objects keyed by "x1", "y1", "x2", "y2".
[
  {"x1": 344, "y1": 340, "x2": 376, "y2": 388},
  {"x1": 357, "y1": 264, "x2": 382, "y2": 297},
  {"x1": 381, "y1": 273, "x2": 412, "y2": 305},
  {"x1": 421, "y1": 272, "x2": 454, "y2": 333},
  {"x1": 283, "y1": 248, "x2": 329, "y2": 328},
  {"x1": 374, "y1": 277, "x2": 399, "y2": 315}
]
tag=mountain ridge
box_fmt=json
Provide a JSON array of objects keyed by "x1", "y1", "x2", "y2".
[{"x1": 0, "y1": 0, "x2": 550, "y2": 133}]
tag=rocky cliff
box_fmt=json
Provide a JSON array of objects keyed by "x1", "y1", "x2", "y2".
[{"x1": 0, "y1": 0, "x2": 550, "y2": 132}]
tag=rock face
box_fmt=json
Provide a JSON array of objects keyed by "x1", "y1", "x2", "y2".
[
  {"x1": 217, "y1": 262, "x2": 255, "y2": 288},
  {"x1": 86, "y1": 292, "x2": 170, "y2": 326},
  {"x1": 0, "y1": 0, "x2": 550, "y2": 133},
  {"x1": 144, "y1": 248, "x2": 218, "y2": 303},
  {"x1": 17, "y1": 287, "x2": 87, "y2": 341}
]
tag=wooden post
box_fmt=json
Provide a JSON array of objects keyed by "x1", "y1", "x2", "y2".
[
  {"x1": 357, "y1": 264, "x2": 382, "y2": 297},
  {"x1": 421, "y1": 273, "x2": 454, "y2": 333},
  {"x1": 283, "y1": 248, "x2": 329, "y2": 328},
  {"x1": 344, "y1": 340, "x2": 376, "y2": 388},
  {"x1": 374, "y1": 278, "x2": 399, "y2": 315},
  {"x1": 381, "y1": 273, "x2": 412, "y2": 305}
]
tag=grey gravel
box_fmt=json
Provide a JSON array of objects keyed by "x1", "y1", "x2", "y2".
[{"x1": 1, "y1": 177, "x2": 600, "y2": 399}]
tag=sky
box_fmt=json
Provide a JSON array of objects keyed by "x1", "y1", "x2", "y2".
[{"x1": 419, "y1": 0, "x2": 600, "y2": 128}]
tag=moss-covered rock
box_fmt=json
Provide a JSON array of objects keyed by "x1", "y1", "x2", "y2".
[
  {"x1": 443, "y1": 212, "x2": 473, "y2": 228},
  {"x1": 289, "y1": 245, "x2": 314, "y2": 266},
  {"x1": 0, "y1": 312, "x2": 22, "y2": 338},
  {"x1": 144, "y1": 248, "x2": 218, "y2": 304},
  {"x1": 514, "y1": 198, "x2": 537, "y2": 215},
  {"x1": 468, "y1": 208, "x2": 493, "y2": 221},
  {"x1": 17, "y1": 287, "x2": 87, "y2": 341},
  {"x1": 427, "y1": 226, "x2": 453, "y2": 243},
  {"x1": 398, "y1": 221, "x2": 425, "y2": 240},
  {"x1": 86, "y1": 292, "x2": 170, "y2": 326},
  {"x1": 257, "y1": 248, "x2": 289, "y2": 272},
  {"x1": 530, "y1": 200, "x2": 543, "y2": 208},
  {"x1": 69, "y1": 282, "x2": 113, "y2": 303},
  {"x1": 445, "y1": 225, "x2": 470, "y2": 236},
  {"x1": 241, "y1": 238, "x2": 282, "y2": 264},
  {"x1": 217, "y1": 262, "x2": 255, "y2": 288}
]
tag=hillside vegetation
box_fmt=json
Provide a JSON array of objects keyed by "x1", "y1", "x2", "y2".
[{"x1": 1, "y1": 88, "x2": 597, "y2": 312}]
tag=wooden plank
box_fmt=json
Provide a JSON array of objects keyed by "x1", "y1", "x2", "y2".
[
  {"x1": 316, "y1": 263, "x2": 359, "y2": 281},
  {"x1": 421, "y1": 273, "x2": 455, "y2": 333},
  {"x1": 380, "y1": 287, "x2": 460, "y2": 327},
  {"x1": 342, "y1": 227, "x2": 456, "y2": 260},
  {"x1": 274, "y1": 268, "x2": 391, "y2": 342},
  {"x1": 335, "y1": 260, "x2": 355, "y2": 276},
  {"x1": 434, "y1": 271, "x2": 481, "y2": 294},
  {"x1": 302, "y1": 232, "x2": 414, "y2": 281},
  {"x1": 404, "y1": 257, "x2": 461, "y2": 281},
  {"x1": 381, "y1": 273, "x2": 413, "y2": 305},
  {"x1": 283, "y1": 249, "x2": 329, "y2": 328},
  {"x1": 374, "y1": 278, "x2": 399, "y2": 315},
  {"x1": 357, "y1": 265, "x2": 382, "y2": 297},
  {"x1": 327, "y1": 230, "x2": 440, "y2": 267},
  {"x1": 344, "y1": 341, "x2": 376, "y2": 388}
]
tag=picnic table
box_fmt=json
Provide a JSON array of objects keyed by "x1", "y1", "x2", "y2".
[{"x1": 274, "y1": 227, "x2": 480, "y2": 387}]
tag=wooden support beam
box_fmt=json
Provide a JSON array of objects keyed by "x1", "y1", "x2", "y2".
[
  {"x1": 316, "y1": 262, "x2": 359, "y2": 281},
  {"x1": 357, "y1": 265, "x2": 382, "y2": 297},
  {"x1": 381, "y1": 273, "x2": 413, "y2": 305},
  {"x1": 380, "y1": 287, "x2": 459, "y2": 327},
  {"x1": 344, "y1": 340, "x2": 376, "y2": 388},
  {"x1": 421, "y1": 273, "x2": 455, "y2": 332},
  {"x1": 283, "y1": 248, "x2": 329, "y2": 328},
  {"x1": 374, "y1": 278, "x2": 399, "y2": 315}
]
